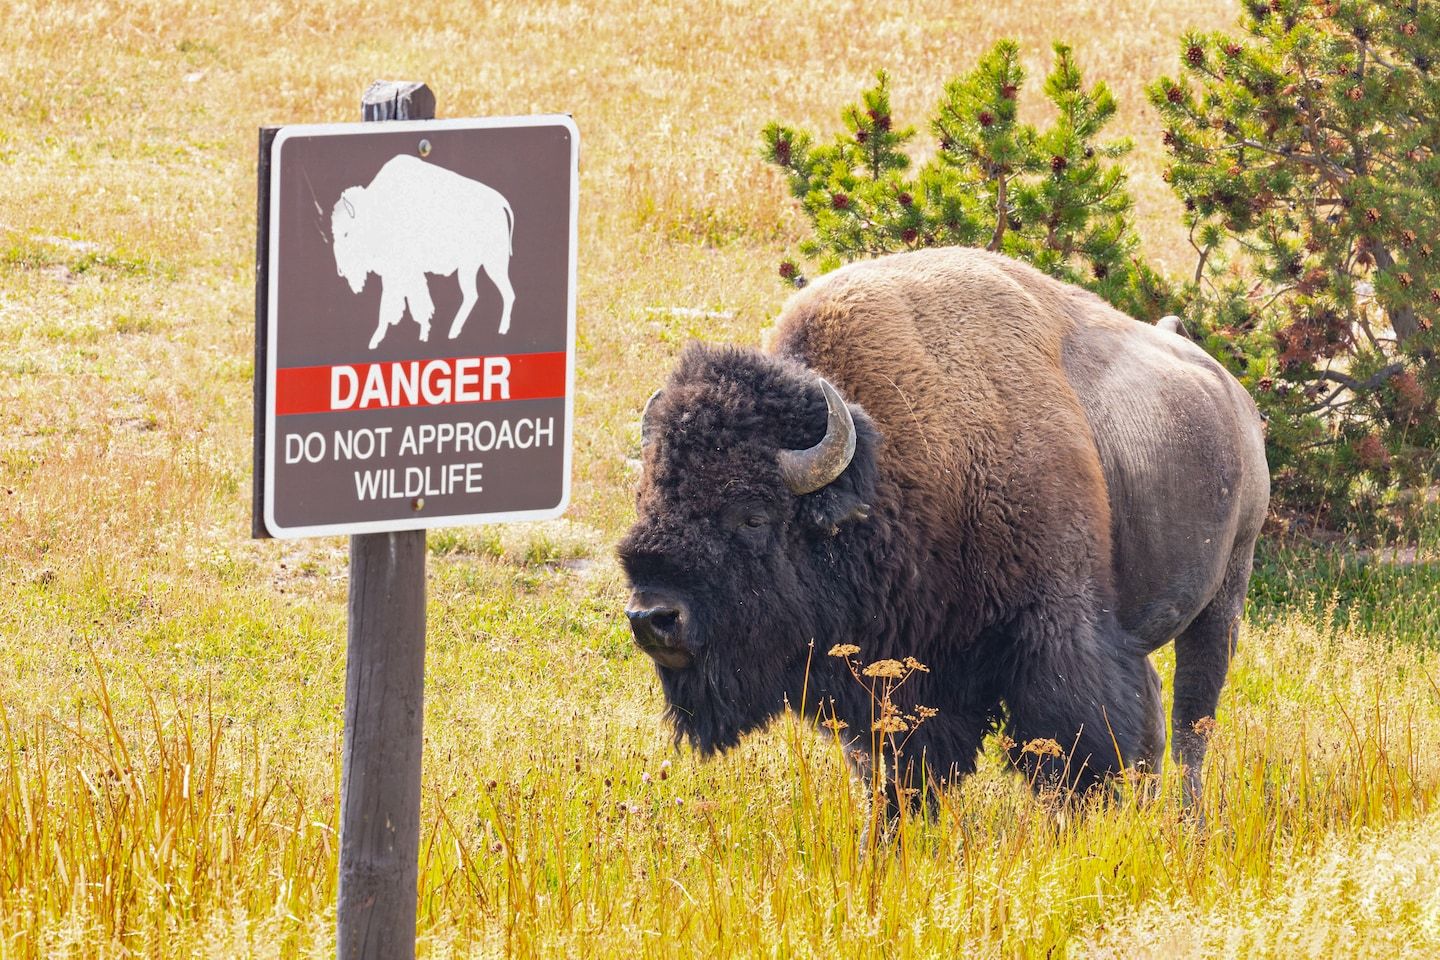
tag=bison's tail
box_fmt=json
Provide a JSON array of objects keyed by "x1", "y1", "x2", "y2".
[{"x1": 504, "y1": 200, "x2": 514, "y2": 257}]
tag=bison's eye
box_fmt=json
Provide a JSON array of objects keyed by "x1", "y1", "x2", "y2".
[{"x1": 723, "y1": 502, "x2": 774, "y2": 541}]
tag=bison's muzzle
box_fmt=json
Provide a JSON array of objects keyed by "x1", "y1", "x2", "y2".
[{"x1": 625, "y1": 596, "x2": 694, "y2": 669}]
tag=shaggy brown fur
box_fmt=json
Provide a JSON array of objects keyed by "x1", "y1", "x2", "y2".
[{"x1": 620, "y1": 246, "x2": 1268, "y2": 802}]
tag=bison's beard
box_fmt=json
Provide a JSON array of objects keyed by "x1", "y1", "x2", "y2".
[{"x1": 655, "y1": 637, "x2": 811, "y2": 756}]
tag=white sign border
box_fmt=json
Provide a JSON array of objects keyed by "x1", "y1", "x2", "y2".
[{"x1": 262, "y1": 114, "x2": 579, "y2": 540}]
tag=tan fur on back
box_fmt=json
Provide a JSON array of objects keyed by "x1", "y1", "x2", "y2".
[{"x1": 769, "y1": 247, "x2": 1116, "y2": 602}]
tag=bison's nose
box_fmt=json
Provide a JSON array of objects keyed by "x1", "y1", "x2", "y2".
[{"x1": 626, "y1": 604, "x2": 693, "y2": 669}]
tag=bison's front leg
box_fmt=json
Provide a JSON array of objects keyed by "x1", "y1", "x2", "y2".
[
  {"x1": 846, "y1": 712, "x2": 989, "y2": 820},
  {"x1": 404, "y1": 279, "x2": 435, "y2": 343},
  {"x1": 369, "y1": 283, "x2": 407, "y2": 350},
  {"x1": 1003, "y1": 616, "x2": 1164, "y2": 795}
]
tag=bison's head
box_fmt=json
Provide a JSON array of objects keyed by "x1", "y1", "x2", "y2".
[
  {"x1": 618, "y1": 344, "x2": 881, "y2": 754},
  {"x1": 330, "y1": 187, "x2": 368, "y2": 295}
]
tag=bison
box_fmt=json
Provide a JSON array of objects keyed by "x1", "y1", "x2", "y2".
[
  {"x1": 331, "y1": 154, "x2": 516, "y2": 350},
  {"x1": 618, "y1": 247, "x2": 1269, "y2": 803}
]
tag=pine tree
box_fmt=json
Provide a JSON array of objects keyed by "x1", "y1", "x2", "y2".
[
  {"x1": 764, "y1": 42, "x2": 1177, "y2": 321},
  {"x1": 1151, "y1": 0, "x2": 1439, "y2": 528}
]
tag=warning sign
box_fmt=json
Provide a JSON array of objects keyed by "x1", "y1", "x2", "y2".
[{"x1": 254, "y1": 116, "x2": 578, "y2": 538}]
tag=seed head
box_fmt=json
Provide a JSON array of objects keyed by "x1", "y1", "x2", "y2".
[
  {"x1": 828, "y1": 643, "x2": 860, "y2": 658},
  {"x1": 862, "y1": 659, "x2": 905, "y2": 679},
  {"x1": 1022, "y1": 738, "x2": 1064, "y2": 758}
]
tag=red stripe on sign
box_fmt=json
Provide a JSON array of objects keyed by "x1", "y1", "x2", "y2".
[{"x1": 275, "y1": 352, "x2": 567, "y2": 416}]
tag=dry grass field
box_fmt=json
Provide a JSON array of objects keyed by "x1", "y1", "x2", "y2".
[{"x1": 2, "y1": 0, "x2": 1440, "y2": 956}]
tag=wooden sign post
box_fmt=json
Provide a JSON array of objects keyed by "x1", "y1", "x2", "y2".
[
  {"x1": 338, "y1": 83, "x2": 432, "y2": 960},
  {"x1": 252, "y1": 81, "x2": 578, "y2": 958}
]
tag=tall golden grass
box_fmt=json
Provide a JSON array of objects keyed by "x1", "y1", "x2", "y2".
[{"x1": 3, "y1": 0, "x2": 1439, "y2": 956}]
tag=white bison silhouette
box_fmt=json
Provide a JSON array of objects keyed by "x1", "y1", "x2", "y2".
[{"x1": 331, "y1": 154, "x2": 515, "y2": 350}]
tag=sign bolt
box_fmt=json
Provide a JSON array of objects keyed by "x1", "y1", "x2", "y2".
[
  {"x1": 418, "y1": 139, "x2": 431, "y2": 157},
  {"x1": 412, "y1": 497, "x2": 426, "y2": 511}
]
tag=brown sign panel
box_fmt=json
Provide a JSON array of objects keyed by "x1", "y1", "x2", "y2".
[{"x1": 257, "y1": 116, "x2": 578, "y2": 538}]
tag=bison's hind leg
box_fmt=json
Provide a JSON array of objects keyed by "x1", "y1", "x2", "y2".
[
  {"x1": 479, "y1": 257, "x2": 516, "y2": 336},
  {"x1": 1172, "y1": 548, "x2": 1252, "y2": 808},
  {"x1": 445, "y1": 255, "x2": 513, "y2": 342},
  {"x1": 447, "y1": 263, "x2": 480, "y2": 341}
]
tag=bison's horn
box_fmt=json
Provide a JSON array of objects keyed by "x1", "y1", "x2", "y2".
[
  {"x1": 778, "y1": 378, "x2": 855, "y2": 495},
  {"x1": 341, "y1": 193, "x2": 356, "y2": 219},
  {"x1": 640, "y1": 388, "x2": 663, "y2": 448}
]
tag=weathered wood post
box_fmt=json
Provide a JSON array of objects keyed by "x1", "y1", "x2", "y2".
[{"x1": 337, "y1": 80, "x2": 434, "y2": 960}]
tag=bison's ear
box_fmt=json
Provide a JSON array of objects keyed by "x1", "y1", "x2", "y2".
[
  {"x1": 796, "y1": 405, "x2": 880, "y2": 537},
  {"x1": 338, "y1": 186, "x2": 363, "y2": 219}
]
